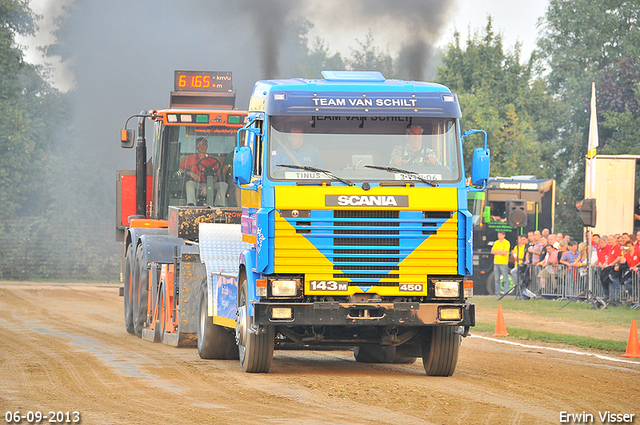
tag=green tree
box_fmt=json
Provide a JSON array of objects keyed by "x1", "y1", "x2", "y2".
[
  {"x1": 291, "y1": 18, "x2": 345, "y2": 78},
  {"x1": 537, "y1": 0, "x2": 640, "y2": 235},
  {"x1": 0, "y1": 1, "x2": 82, "y2": 280},
  {"x1": 437, "y1": 18, "x2": 561, "y2": 179},
  {"x1": 0, "y1": 0, "x2": 39, "y2": 219},
  {"x1": 345, "y1": 30, "x2": 394, "y2": 76},
  {"x1": 598, "y1": 55, "x2": 640, "y2": 155},
  {"x1": 292, "y1": 25, "x2": 392, "y2": 79}
]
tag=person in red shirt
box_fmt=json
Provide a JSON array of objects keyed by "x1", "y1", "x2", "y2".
[
  {"x1": 179, "y1": 137, "x2": 227, "y2": 206},
  {"x1": 619, "y1": 240, "x2": 639, "y2": 301},
  {"x1": 595, "y1": 236, "x2": 613, "y2": 299},
  {"x1": 605, "y1": 235, "x2": 622, "y2": 300}
]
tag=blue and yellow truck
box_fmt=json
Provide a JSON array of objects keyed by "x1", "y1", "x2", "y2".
[{"x1": 118, "y1": 70, "x2": 489, "y2": 377}]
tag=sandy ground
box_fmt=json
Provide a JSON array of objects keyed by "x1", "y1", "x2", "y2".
[{"x1": 0, "y1": 283, "x2": 638, "y2": 425}]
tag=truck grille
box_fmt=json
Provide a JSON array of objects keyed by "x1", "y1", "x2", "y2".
[{"x1": 278, "y1": 209, "x2": 455, "y2": 287}]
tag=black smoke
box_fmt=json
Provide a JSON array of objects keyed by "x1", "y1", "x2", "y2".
[
  {"x1": 30, "y1": 0, "x2": 456, "y2": 279},
  {"x1": 294, "y1": 0, "x2": 454, "y2": 80}
]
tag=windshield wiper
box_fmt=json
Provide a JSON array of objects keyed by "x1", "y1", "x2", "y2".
[
  {"x1": 277, "y1": 164, "x2": 354, "y2": 186},
  {"x1": 364, "y1": 165, "x2": 438, "y2": 187}
]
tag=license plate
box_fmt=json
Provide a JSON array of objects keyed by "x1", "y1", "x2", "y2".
[
  {"x1": 309, "y1": 280, "x2": 349, "y2": 291},
  {"x1": 399, "y1": 284, "x2": 424, "y2": 292}
]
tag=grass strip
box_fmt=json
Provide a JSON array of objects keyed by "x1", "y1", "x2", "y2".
[
  {"x1": 472, "y1": 321, "x2": 628, "y2": 353},
  {"x1": 472, "y1": 296, "x2": 640, "y2": 327}
]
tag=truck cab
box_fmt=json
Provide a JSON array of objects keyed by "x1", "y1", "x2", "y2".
[{"x1": 230, "y1": 71, "x2": 490, "y2": 374}]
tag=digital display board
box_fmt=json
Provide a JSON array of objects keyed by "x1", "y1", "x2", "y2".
[{"x1": 174, "y1": 71, "x2": 232, "y2": 92}]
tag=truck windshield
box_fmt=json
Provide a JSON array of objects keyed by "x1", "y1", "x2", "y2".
[
  {"x1": 156, "y1": 124, "x2": 239, "y2": 217},
  {"x1": 267, "y1": 115, "x2": 462, "y2": 183}
]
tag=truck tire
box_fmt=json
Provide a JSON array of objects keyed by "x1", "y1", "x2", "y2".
[
  {"x1": 236, "y1": 278, "x2": 274, "y2": 373},
  {"x1": 132, "y1": 244, "x2": 149, "y2": 338},
  {"x1": 123, "y1": 245, "x2": 135, "y2": 335},
  {"x1": 198, "y1": 281, "x2": 238, "y2": 360},
  {"x1": 354, "y1": 346, "x2": 416, "y2": 364},
  {"x1": 421, "y1": 326, "x2": 460, "y2": 376}
]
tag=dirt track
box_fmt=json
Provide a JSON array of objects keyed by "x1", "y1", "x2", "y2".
[{"x1": 0, "y1": 284, "x2": 638, "y2": 425}]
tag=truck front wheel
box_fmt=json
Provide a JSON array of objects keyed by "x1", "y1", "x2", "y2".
[
  {"x1": 236, "y1": 278, "x2": 274, "y2": 373},
  {"x1": 197, "y1": 281, "x2": 238, "y2": 360},
  {"x1": 421, "y1": 326, "x2": 460, "y2": 376}
]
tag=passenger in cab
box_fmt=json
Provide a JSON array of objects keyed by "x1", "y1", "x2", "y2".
[{"x1": 272, "y1": 127, "x2": 326, "y2": 169}]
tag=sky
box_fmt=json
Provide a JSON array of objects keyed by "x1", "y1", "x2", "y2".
[{"x1": 17, "y1": 0, "x2": 550, "y2": 93}]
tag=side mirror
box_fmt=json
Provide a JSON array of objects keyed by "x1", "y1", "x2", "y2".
[
  {"x1": 121, "y1": 129, "x2": 135, "y2": 149},
  {"x1": 471, "y1": 148, "x2": 490, "y2": 186},
  {"x1": 463, "y1": 129, "x2": 490, "y2": 187},
  {"x1": 234, "y1": 146, "x2": 252, "y2": 185}
]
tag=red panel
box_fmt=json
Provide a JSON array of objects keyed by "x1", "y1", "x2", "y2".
[
  {"x1": 119, "y1": 174, "x2": 154, "y2": 227},
  {"x1": 120, "y1": 174, "x2": 136, "y2": 227}
]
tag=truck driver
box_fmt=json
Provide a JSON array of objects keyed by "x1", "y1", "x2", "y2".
[{"x1": 389, "y1": 125, "x2": 439, "y2": 167}]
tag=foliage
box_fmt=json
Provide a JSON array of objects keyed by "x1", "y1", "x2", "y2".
[
  {"x1": 598, "y1": 55, "x2": 640, "y2": 155},
  {"x1": 0, "y1": 0, "x2": 37, "y2": 36},
  {"x1": 292, "y1": 18, "x2": 345, "y2": 78},
  {"x1": 0, "y1": 217, "x2": 119, "y2": 281},
  {"x1": 0, "y1": 1, "x2": 111, "y2": 281},
  {"x1": 0, "y1": 0, "x2": 39, "y2": 220},
  {"x1": 537, "y1": 1, "x2": 640, "y2": 234},
  {"x1": 436, "y1": 18, "x2": 562, "y2": 179},
  {"x1": 345, "y1": 30, "x2": 394, "y2": 76},
  {"x1": 293, "y1": 26, "x2": 395, "y2": 79},
  {"x1": 539, "y1": 0, "x2": 640, "y2": 100}
]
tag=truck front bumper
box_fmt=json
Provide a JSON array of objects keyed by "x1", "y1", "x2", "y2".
[{"x1": 254, "y1": 301, "x2": 475, "y2": 327}]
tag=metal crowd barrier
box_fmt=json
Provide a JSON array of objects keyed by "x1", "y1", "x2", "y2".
[{"x1": 508, "y1": 263, "x2": 639, "y2": 307}]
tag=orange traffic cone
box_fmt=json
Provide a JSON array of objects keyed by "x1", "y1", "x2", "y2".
[
  {"x1": 492, "y1": 305, "x2": 508, "y2": 337},
  {"x1": 621, "y1": 320, "x2": 640, "y2": 358}
]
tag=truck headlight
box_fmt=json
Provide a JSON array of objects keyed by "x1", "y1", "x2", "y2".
[
  {"x1": 434, "y1": 281, "x2": 460, "y2": 298},
  {"x1": 271, "y1": 280, "x2": 297, "y2": 297},
  {"x1": 439, "y1": 307, "x2": 462, "y2": 321},
  {"x1": 271, "y1": 307, "x2": 292, "y2": 319}
]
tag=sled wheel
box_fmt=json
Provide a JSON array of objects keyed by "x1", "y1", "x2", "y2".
[
  {"x1": 123, "y1": 245, "x2": 135, "y2": 335},
  {"x1": 236, "y1": 277, "x2": 274, "y2": 373},
  {"x1": 132, "y1": 244, "x2": 149, "y2": 338},
  {"x1": 198, "y1": 281, "x2": 238, "y2": 359}
]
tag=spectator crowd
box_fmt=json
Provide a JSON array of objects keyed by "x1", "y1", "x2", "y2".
[{"x1": 492, "y1": 228, "x2": 640, "y2": 305}]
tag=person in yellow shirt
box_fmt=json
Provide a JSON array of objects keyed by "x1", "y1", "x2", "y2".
[{"x1": 491, "y1": 231, "x2": 511, "y2": 295}]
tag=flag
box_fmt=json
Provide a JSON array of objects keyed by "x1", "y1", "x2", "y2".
[{"x1": 586, "y1": 82, "x2": 598, "y2": 195}]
